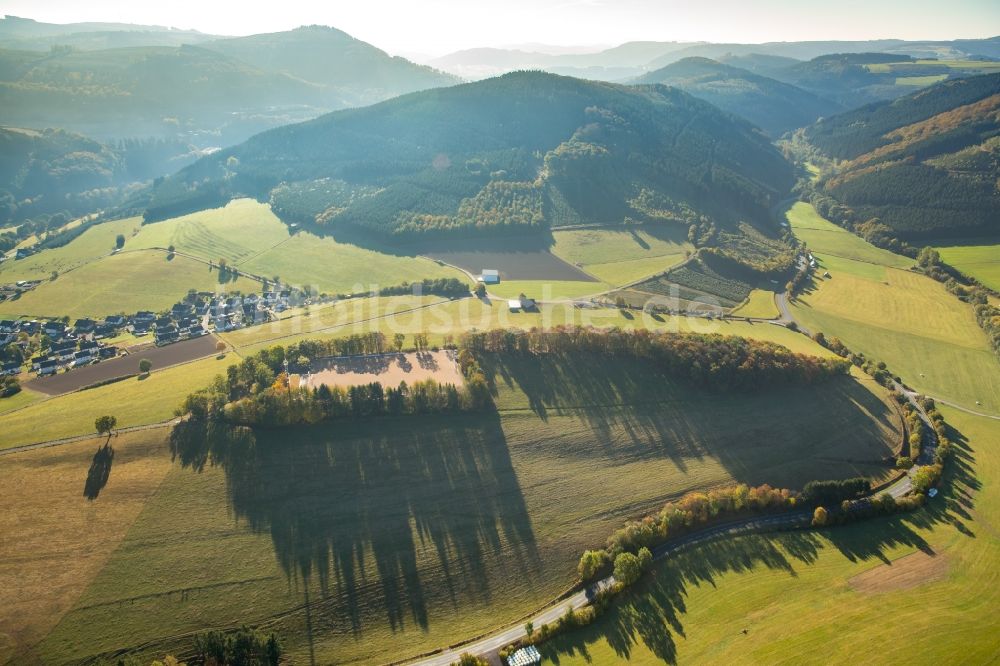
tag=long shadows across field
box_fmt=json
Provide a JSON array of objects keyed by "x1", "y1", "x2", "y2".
[
  {"x1": 168, "y1": 413, "x2": 540, "y2": 637},
  {"x1": 542, "y1": 420, "x2": 980, "y2": 665},
  {"x1": 481, "y1": 353, "x2": 901, "y2": 486}
]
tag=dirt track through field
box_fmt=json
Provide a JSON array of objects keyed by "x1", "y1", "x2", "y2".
[
  {"x1": 24, "y1": 335, "x2": 221, "y2": 396},
  {"x1": 300, "y1": 351, "x2": 464, "y2": 390}
]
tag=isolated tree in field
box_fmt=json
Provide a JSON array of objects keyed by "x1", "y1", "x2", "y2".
[
  {"x1": 474, "y1": 282, "x2": 486, "y2": 298},
  {"x1": 167, "y1": 244, "x2": 176, "y2": 259},
  {"x1": 139, "y1": 358, "x2": 152, "y2": 375},
  {"x1": 812, "y1": 506, "x2": 828, "y2": 526},
  {"x1": 615, "y1": 295, "x2": 628, "y2": 309},
  {"x1": 393, "y1": 333, "x2": 405, "y2": 351},
  {"x1": 613, "y1": 551, "x2": 642, "y2": 586},
  {"x1": 216, "y1": 341, "x2": 226, "y2": 357},
  {"x1": 95, "y1": 415, "x2": 117, "y2": 438},
  {"x1": 115, "y1": 233, "x2": 125, "y2": 249}
]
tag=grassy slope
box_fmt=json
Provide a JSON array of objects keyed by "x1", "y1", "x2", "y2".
[
  {"x1": 133, "y1": 199, "x2": 464, "y2": 293},
  {"x1": 552, "y1": 227, "x2": 691, "y2": 281},
  {"x1": 731, "y1": 289, "x2": 780, "y2": 319},
  {"x1": 0, "y1": 251, "x2": 258, "y2": 319},
  {"x1": 241, "y1": 231, "x2": 463, "y2": 293},
  {"x1": 544, "y1": 406, "x2": 1000, "y2": 665},
  {"x1": 516, "y1": 203, "x2": 1000, "y2": 666},
  {"x1": 220, "y1": 294, "x2": 835, "y2": 357},
  {"x1": 128, "y1": 199, "x2": 290, "y2": 263},
  {"x1": 933, "y1": 239, "x2": 1000, "y2": 293},
  {"x1": 787, "y1": 203, "x2": 1000, "y2": 414},
  {"x1": 0, "y1": 356, "x2": 235, "y2": 450},
  {"x1": 0, "y1": 388, "x2": 44, "y2": 416},
  {"x1": 786, "y1": 202, "x2": 912, "y2": 270},
  {"x1": 33, "y1": 356, "x2": 900, "y2": 665},
  {"x1": 0, "y1": 295, "x2": 828, "y2": 449},
  {"x1": 0, "y1": 431, "x2": 175, "y2": 663},
  {"x1": 0, "y1": 217, "x2": 142, "y2": 282}
]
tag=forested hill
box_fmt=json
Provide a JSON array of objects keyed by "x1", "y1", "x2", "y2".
[
  {"x1": 144, "y1": 71, "x2": 794, "y2": 247},
  {"x1": 805, "y1": 73, "x2": 1000, "y2": 238},
  {"x1": 0, "y1": 127, "x2": 194, "y2": 228},
  {"x1": 201, "y1": 26, "x2": 458, "y2": 97},
  {"x1": 633, "y1": 57, "x2": 841, "y2": 137}
]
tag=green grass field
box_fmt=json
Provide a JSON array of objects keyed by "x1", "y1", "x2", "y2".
[
  {"x1": 241, "y1": 230, "x2": 463, "y2": 294},
  {"x1": 0, "y1": 293, "x2": 832, "y2": 449},
  {"x1": 128, "y1": 199, "x2": 290, "y2": 264},
  {"x1": 220, "y1": 293, "x2": 837, "y2": 357},
  {"x1": 542, "y1": 404, "x2": 1000, "y2": 665},
  {"x1": 895, "y1": 74, "x2": 948, "y2": 86},
  {"x1": 10, "y1": 354, "x2": 900, "y2": 665},
  {"x1": 550, "y1": 227, "x2": 691, "y2": 285},
  {"x1": 786, "y1": 202, "x2": 913, "y2": 272},
  {"x1": 933, "y1": 239, "x2": 1000, "y2": 292},
  {"x1": 0, "y1": 356, "x2": 236, "y2": 450},
  {"x1": 131, "y1": 199, "x2": 465, "y2": 293},
  {"x1": 0, "y1": 217, "x2": 142, "y2": 282},
  {"x1": 488, "y1": 279, "x2": 609, "y2": 301},
  {"x1": 2, "y1": 199, "x2": 467, "y2": 319},
  {"x1": 785, "y1": 202, "x2": 1000, "y2": 410},
  {"x1": 0, "y1": 388, "x2": 44, "y2": 417},
  {"x1": 788, "y1": 203, "x2": 1000, "y2": 415},
  {"x1": 0, "y1": 251, "x2": 258, "y2": 319},
  {"x1": 731, "y1": 289, "x2": 780, "y2": 319}
]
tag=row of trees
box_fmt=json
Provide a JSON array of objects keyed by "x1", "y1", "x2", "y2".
[
  {"x1": 178, "y1": 336, "x2": 491, "y2": 427},
  {"x1": 801, "y1": 477, "x2": 871, "y2": 505},
  {"x1": 460, "y1": 326, "x2": 851, "y2": 391},
  {"x1": 576, "y1": 483, "x2": 800, "y2": 582},
  {"x1": 222, "y1": 377, "x2": 485, "y2": 427},
  {"x1": 378, "y1": 277, "x2": 470, "y2": 298}
]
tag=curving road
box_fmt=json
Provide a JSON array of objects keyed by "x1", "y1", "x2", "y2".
[
  {"x1": 404, "y1": 290, "x2": 942, "y2": 666},
  {"x1": 406, "y1": 440, "x2": 931, "y2": 666}
]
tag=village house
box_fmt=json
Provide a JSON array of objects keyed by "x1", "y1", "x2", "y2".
[{"x1": 73, "y1": 318, "x2": 96, "y2": 336}]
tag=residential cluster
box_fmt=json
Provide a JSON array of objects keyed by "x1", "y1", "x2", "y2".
[{"x1": 1, "y1": 318, "x2": 123, "y2": 378}]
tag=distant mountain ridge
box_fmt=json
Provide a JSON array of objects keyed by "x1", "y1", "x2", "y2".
[
  {"x1": 0, "y1": 14, "x2": 220, "y2": 50},
  {"x1": 633, "y1": 57, "x2": 841, "y2": 136},
  {"x1": 0, "y1": 24, "x2": 458, "y2": 148},
  {"x1": 202, "y1": 26, "x2": 457, "y2": 96},
  {"x1": 431, "y1": 37, "x2": 1000, "y2": 81}
]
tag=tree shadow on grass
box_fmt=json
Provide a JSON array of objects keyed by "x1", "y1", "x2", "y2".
[
  {"x1": 544, "y1": 529, "x2": 824, "y2": 665},
  {"x1": 83, "y1": 441, "x2": 114, "y2": 500},
  {"x1": 168, "y1": 412, "x2": 540, "y2": 638},
  {"x1": 479, "y1": 353, "x2": 900, "y2": 486},
  {"x1": 543, "y1": 419, "x2": 980, "y2": 665}
]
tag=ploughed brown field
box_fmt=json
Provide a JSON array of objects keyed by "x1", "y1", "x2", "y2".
[{"x1": 25, "y1": 335, "x2": 221, "y2": 396}]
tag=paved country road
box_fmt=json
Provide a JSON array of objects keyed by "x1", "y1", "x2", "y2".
[{"x1": 404, "y1": 288, "x2": 942, "y2": 666}]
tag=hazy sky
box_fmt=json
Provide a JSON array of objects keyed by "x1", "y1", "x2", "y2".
[{"x1": 4, "y1": 0, "x2": 999, "y2": 56}]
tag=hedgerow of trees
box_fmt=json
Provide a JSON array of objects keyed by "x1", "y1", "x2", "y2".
[{"x1": 460, "y1": 326, "x2": 850, "y2": 391}]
